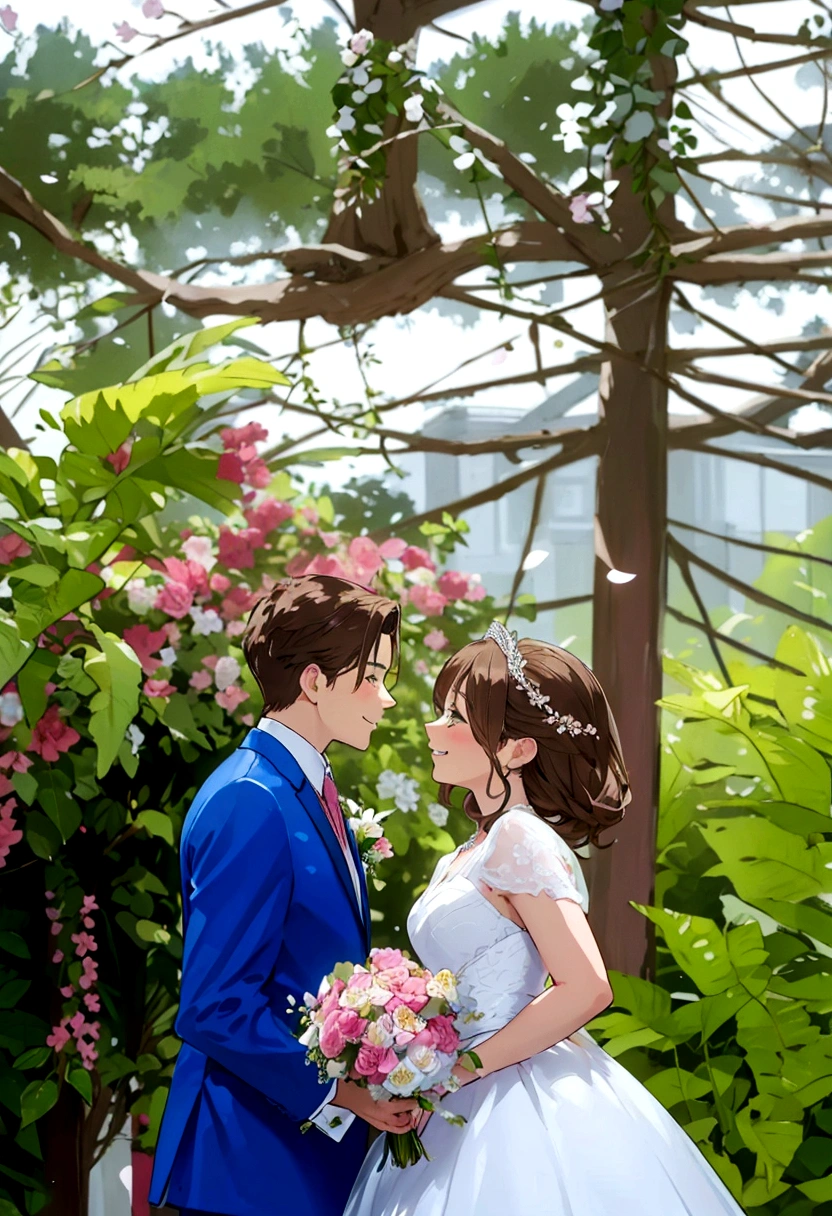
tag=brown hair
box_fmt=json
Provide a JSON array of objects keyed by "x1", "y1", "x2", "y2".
[
  {"x1": 433, "y1": 637, "x2": 630, "y2": 849},
  {"x1": 243, "y1": 574, "x2": 400, "y2": 713}
]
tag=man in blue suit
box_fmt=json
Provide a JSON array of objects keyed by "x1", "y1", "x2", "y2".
[{"x1": 150, "y1": 574, "x2": 420, "y2": 1216}]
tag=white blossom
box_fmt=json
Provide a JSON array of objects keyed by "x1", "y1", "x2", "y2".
[
  {"x1": 182, "y1": 534, "x2": 216, "y2": 570},
  {"x1": 336, "y1": 106, "x2": 356, "y2": 132},
  {"x1": 190, "y1": 606, "x2": 223, "y2": 636},
  {"x1": 376, "y1": 770, "x2": 419, "y2": 813},
  {"x1": 159, "y1": 646, "x2": 177, "y2": 667},
  {"x1": 428, "y1": 802, "x2": 449, "y2": 827},
  {"x1": 214, "y1": 655, "x2": 242, "y2": 690},
  {"x1": 341, "y1": 48, "x2": 359, "y2": 67},
  {"x1": 126, "y1": 723, "x2": 145, "y2": 756},
  {"x1": 351, "y1": 64, "x2": 370, "y2": 87},
  {"x1": 0, "y1": 690, "x2": 23, "y2": 727},
  {"x1": 126, "y1": 578, "x2": 158, "y2": 615},
  {"x1": 364, "y1": 77, "x2": 383, "y2": 95},
  {"x1": 349, "y1": 28, "x2": 373, "y2": 55},
  {"x1": 403, "y1": 94, "x2": 424, "y2": 123},
  {"x1": 453, "y1": 151, "x2": 475, "y2": 171}
]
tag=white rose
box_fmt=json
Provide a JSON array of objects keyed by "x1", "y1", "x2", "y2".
[
  {"x1": 126, "y1": 578, "x2": 158, "y2": 615},
  {"x1": 182, "y1": 535, "x2": 216, "y2": 570},
  {"x1": 382, "y1": 1061, "x2": 424, "y2": 1098},
  {"x1": 190, "y1": 606, "x2": 223, "y2": 636},
  {"x1": 428, "y1": 803, "x2": 448, "y2": 827},
  {"x1": 214, "y1": 655, "x2": 241, "y2": 690},
  {"x1": 406, "y1": 1043, "x2": 440, "y2": 1077},
  {"x1": 326, "y1": 1059, "x2": 348, "y2": 1078},
  {"x1": 426, "y1": 968, "x2": 458, "y2": 1003},
  {"x1": 365, "y1": 1019, "x2": 394, "y2": 1048}
]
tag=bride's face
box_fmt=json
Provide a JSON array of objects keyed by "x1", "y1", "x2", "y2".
[{"x1": 425, "y1": 683, "x2": 494, "y2": 789}]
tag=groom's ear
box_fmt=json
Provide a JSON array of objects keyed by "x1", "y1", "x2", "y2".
[{"x1": 298, "y1": 663, "x2": 323, "y2": 704}]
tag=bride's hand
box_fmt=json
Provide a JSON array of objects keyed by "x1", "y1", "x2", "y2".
[{"x1": 332, "y1": 1080, "x2": 421, "y2": 1134}]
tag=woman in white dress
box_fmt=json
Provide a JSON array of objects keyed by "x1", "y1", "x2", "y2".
[{"x1": 344, "y1": 622, "x2": 746, "y2": 1216}]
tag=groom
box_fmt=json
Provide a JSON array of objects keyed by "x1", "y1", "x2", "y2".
[{"x1": 149, "y1": 574, "x2": 419, "y2": 1216}]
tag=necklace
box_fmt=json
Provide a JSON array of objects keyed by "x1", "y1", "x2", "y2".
[{"x1": 458, "y1": 803, "x2": 533, "y2": 852}]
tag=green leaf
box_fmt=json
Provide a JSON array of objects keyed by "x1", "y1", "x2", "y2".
[
  {"x1": 13, "y1": 569, "x2": 105, "y2": 642},
  {"x1": 83, "y1": 625, "x2": 142, "y2": 779},
  {"x1": 65, "y1": 1068, "x2": 92, "y2": 1106},
  {"x1": 13, "y1": 1048, "x2": 50, "y2": 1071},
  {"x1": 64, "y1": 520, "x2": 122, "y2": 569},
  {"x1": 25, "y1": 810, "x2": 63, "y2": 860},
  {"x1": 0, "y1": 621, "x2": 35, "y2": 688},
  {"x1": 645, "y1": 1066, "x2": 712, "y2": 1108},
  {"x1": 7, "y1": 564, "x2": 60, "y2": 588},
  {"x1": 0, "y1": 932, "x2": 30, "y2": 960},
  {"x1": 17, "y1": 649, "x2": 60, "y2": 728},
  {"x1": 135, "y1": 810, "x2": 174, "y2": 846},
  {"x1": 19, "y1": 1078, "x2": 58, "y2": 1128},
  {"x1": 700, "y1": 817, "x2": 832, "y2": 904},
  {"x1": 634, "y1": 905, "x2": 739, "y2": 996}
]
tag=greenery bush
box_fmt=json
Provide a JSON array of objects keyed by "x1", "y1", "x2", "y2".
[{"x1": 0, "y1": 325, "x2": 502, "y2": 1214}]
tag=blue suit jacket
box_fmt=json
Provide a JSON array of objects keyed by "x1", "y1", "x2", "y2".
[{"x1": 149, "y1": 728, "x2": 372, "y2": 1216}]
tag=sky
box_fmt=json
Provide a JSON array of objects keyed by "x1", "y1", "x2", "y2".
[{"x1": 2, "y1": 0, "x2": 830, "y2": 484}]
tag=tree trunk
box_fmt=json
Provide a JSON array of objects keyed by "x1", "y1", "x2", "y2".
[
  {"x1": 41, "y1": 1083, "x2": 85, "y2": 1216},
  {"x1": 588, "y1": 268, "x2": 671, "y2": 981}
]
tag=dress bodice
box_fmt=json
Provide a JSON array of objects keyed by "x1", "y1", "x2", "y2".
[{"x1": 406, "y1": 806, "x2": 589, "y2": 1042}]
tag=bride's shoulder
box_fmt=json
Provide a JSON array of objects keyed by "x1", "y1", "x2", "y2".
[{"x1": 475, "y1": 806, "x2": 588, "y2": 910}]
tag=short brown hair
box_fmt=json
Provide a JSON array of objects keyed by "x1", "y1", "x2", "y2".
[
  {"x1": 243, "y1": 574, "x2": 400, "y2": 713},
  {"x1": 433, "y1": 637, "x2": 630, "y2": 850}
]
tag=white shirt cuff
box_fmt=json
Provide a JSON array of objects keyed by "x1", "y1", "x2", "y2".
[{"x1": 309, "y1": 1080, "x2": 356, "y2": 1142}]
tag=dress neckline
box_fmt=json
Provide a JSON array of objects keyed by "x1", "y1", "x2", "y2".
[{"x1": 432, "y1": 803, "x2": 534, "y2": 891}]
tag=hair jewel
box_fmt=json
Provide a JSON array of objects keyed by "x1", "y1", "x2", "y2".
[{"x1": 483, "y1": 621, "x2": 598, "y2": 738}]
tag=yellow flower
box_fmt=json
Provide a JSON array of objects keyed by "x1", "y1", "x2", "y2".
[{"x1": 426, "y1": 968, "x2": 458, "y2": 1003}]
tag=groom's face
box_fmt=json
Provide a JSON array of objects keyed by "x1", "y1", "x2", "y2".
[{"x1": 315, "y1": 632, "x2": 396, "y2": 751}]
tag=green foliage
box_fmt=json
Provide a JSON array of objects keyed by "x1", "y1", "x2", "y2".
[{"x1": 589, "y1": 626, "x2": 832, "y2": 1213}]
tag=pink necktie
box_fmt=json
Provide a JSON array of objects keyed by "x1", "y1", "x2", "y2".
[{"x1": 321, "y1": 772, "x2": 349, "y2": 854}]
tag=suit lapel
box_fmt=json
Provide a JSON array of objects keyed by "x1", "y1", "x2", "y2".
[
  {"x1": 240, "y1": 729, "x2": 365, "y2": 943},
  {"x1": 345, "y1": 823, "x2": 372, "y2": 953}
]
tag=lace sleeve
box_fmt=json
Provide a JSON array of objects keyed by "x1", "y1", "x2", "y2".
[{"x1": 473, "y1": 808, "x2": 589, "y2": 910}]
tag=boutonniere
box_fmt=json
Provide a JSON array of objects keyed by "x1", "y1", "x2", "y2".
[{"x1": 340, "y1": 797, "x2": 395, "y2": 888}]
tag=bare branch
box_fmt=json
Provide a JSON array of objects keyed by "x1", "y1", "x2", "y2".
[
  {"x1": 680, "y1": 439, "x2": 832, "y2": 496},
  {"x1": 674, "y1": 247, "x2": 832, "y2": 284},
  {"x1": 69, "y1": 0, "x2": 290, "y2": 93},
  {"x1": 665, "y1": 605, "x2": 806, "y2": 674},
  {"x1": 667, "y1": 535, "x2": 732, "y2": 683},
  {"x1": 505, "y1": 475, "x2": 547, "y2": 621},
  {"x1": 683, "y1": 7, "x2": 830, "y2": 46},
  {"x1": 366, "y1": 420, "x2": 595, "y2": 457},
  {"x1": 670, "y1": 211, "x2": 832, "y2": 261},
  {"x1": 368, "y1": 425, "x2": 604, "y2": 539},
  {"x1": 669, "y1": 517, "x2": 832, "y2": 569},
  {"x1": 670, "y1": 535, "x2": 832, "y2": 638},
  {"x1": 690, "y1": 151, "x2": 832, "y2": 189},
  {"x1": 0, "y1": 164, "x2": 588, "y2": 326},
  {"x1": 532, "y1": 594, "x2": 593, "y2": 613},
  {"x1": 683, "y1": 366, "x2": 832, "y2": 410},
  {"x1": 677, "y1": 45, "x2": 832, "y2": 86}
]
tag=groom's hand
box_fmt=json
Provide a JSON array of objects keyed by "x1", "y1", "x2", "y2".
[{"x1": 332, "y1": 1080, "x2": 420, "y2": 1134}]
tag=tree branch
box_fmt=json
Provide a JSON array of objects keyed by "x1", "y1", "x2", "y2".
[
  {"x1": 368, "y1": 424, "x2": 604, "y2": 539},
  {"x1": 505, "y1": 474, "x2": 547, "y2": 621},
  {"x1": 667, "y1": 534, "x2": 732, "y2": 683},
  {"x1": 678, "y1": 439, "x2": 832, "y2": 497},
  {"x1": 677, "y1": 45, "x2": 832, "y2": 86},
  {"x1": 683, "y1": 7, "x2": 831, "y2": 46},
  {"x1": 0, "y1": 164, "x2": 587, "y2": 326},
  {"x1": 670, "y1": 535, "x2": 832, "y2": 638},
  {"x1": 683, "y1": 365, "x2": 832, "y2": 411},
  {"x1": 670, "y1": 211, "x2": 832, "y2": 262},
  {"x1": 665, "y1": 605, "x2": 806, "y2": 674},
  {"x1": 531, "y1": 593, "x2": 594, "y2": 613},
  {"x1": 669, "y1": 516, "x2": 832, "y2": 569}
]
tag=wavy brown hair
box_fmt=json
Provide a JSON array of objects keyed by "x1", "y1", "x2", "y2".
[{"x1": 433, "y1": 636, "x2": 630, "y2": 849}]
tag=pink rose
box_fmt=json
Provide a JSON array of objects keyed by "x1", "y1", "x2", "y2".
[
  {"x1": 319, "y1": 1010, "x2": 347, "y2": 1059},
  {"x1": 317, "y1": 978, "x2": 346, "y2": 1017},
  {"x1": 29, "y1": 706, "x2": 80, "y2": 762},
  {"x1": 423, "y1": 629, "x2": 448, "y2": 652},
  {"x1": 189, "y1": 670, "x2": 213, "y2": 691},
  {"x1": 215, "y1": 685, "x2": 249, "y2": 712},
  {"x1": 354, "y1": 1043, "x2": 398, "y2": 1081},
  {"x1": 348, "y1": 536, "x2": 383, "y2": 581},
  {"x1": 379, "y1": 537, "x2": 407, "y2": 560},
  {"x1": 409, "y1": 585, "x2": 447, "y2": 618},
  {"x1": 217, "y1": 452, "x2": 246, "y2": 484},
  {"x1": 123, "y1": 623, "x2": 168, "y2": 676},
  {"x1": 333, "y1": 1008, "x2": 368, "y2": 1041},
  {"x1": 395, "y1": 976, "x2": 429, "y2": 1013},
  {"x1": 427, "y1": 1014, "x2": 460, "y2": 1054},
  {"x1": 0, "y1": 533, "x2": 31, "y2": 564},
  {"x1": 105, "y1": 441, "x2": 133, "y2": 475},
  {"x1": 220, "y1": 585, "x2": 258, "y2": 621},
  {"x1": 437, "y1": 571, "x2": 469, "y2": 600},
  {"x1": 144, "y1": 678, "x2": 177, "y2": 699},
  {"x1": 243, "y1": 457, "x2": 271, "y2": 489},
  {"x1": 210, "y1": 572, "x2": 231, "y2": 593},
  {"x1": 218, "y1": 526, "x2": 262, "y2": 570},
  {"x1": 163, "y1": 556, "x2": 210, "y2": 596},
  {"x1": 221, "y1": 422, "x2": 268, "y2": 450},
  {"x1": 345, "y1": 971, "x2": 373, "y2": 993},
  {"x1": 370, "y1": 948, "x2": 405, "y2": 971},
  {"x1": 305, "y1": 554, "x2": 349, "y2": 579},
  {"x1": 372, "y1": 837, "x2": 393, "y2": 859},
  {"x1": 245, "y1": 498, "x2": 294, "y2": 535},
  {"x1": 401, "y1": 545, "x2": 435, "y2": 572},
  {"x1": 465, "y1": 579, "x2": 486, "y2": 602},
  {"x1": 155, "y1": 581, "x2": 194, "y2": 619}
]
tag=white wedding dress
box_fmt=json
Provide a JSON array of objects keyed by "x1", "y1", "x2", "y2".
[{"x1": 344, "y1": 805, "x2": 745, "y2": 1216}]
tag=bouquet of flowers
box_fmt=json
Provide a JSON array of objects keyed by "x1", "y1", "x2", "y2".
[{"x1": 296, "y1": 948, "x2": 481, "y2": 1168}]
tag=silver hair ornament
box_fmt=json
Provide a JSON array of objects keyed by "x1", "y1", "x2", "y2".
[{"x1": 483, "y1": 621, "x2": 598, "y2": 738}]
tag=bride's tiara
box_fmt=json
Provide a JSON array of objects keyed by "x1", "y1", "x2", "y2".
[{"x1": 483, "y1": 621, "x2": 598, "y2": 738}]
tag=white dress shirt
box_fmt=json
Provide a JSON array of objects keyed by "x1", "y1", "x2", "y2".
[{"x1": 256, "y1": 716, "x2": 358, "y2": 1141}]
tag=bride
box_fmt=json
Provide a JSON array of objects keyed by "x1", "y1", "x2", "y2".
[{"x1": 344, "y1": 622, "x2": 745, "y2": 1216}]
